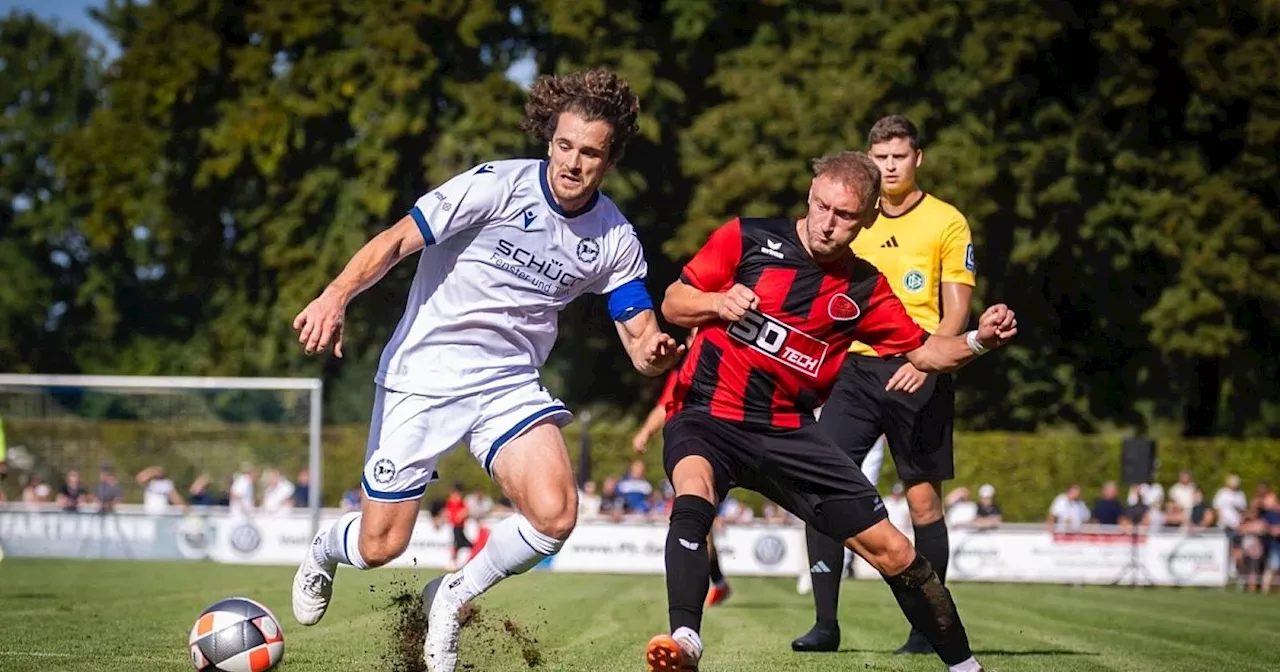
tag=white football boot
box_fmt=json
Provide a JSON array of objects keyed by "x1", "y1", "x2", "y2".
[
  {"x1": 422, "y1": 573, "x2": 467, "y2": 672},
  {"x1": 291, "y1": 527, "x2": 336, "y2": 626}
]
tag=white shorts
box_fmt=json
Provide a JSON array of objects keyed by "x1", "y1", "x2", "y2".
[{"x1": 360, "y1": 380, "x2": 573, "y2": 503}]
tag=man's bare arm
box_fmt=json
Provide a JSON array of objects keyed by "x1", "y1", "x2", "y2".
[
  {"x1": 662, "y1": 280, "x2": 758, "y2": 328},
  {"x1": 325, "y1": 216, "x2": 426, "y2": 303},
  {"x1": 938, "y1": 282, "x2": 973, "y2": 337},
  {"x1": 904, "y1": 304, "x2": 1016, "y2": 373}
]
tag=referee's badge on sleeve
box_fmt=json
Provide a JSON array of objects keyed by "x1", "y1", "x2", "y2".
[{"x1": 965, "y1": 244, "x2": 975, "y2": 272}]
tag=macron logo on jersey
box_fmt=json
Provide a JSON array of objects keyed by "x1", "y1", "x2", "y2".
[
  {"x1": 474, "y1": 164, "x2": 495, "y2": 175},
  {"x1": 523, "y1": 210, "x2": 537, "y2": 230}
]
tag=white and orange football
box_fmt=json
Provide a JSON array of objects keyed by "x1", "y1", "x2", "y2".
[{"x1": 188, "y1": 597, "x2": 285, "y2": 672}]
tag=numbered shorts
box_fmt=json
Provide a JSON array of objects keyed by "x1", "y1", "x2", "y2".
[{"x1": 360, "y1": 381, "x2": 573, "y2": 503}]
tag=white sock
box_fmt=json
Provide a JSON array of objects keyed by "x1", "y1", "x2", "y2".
[
  {"x1": 949, "y1": 656, "x2": 982, "y2": 672},
  {"x1": 315, "y1": 511, "x2": 368, "y2": 569},
  {"x1": 672, "y1": 626, "x2": 703, "y2": 653},
  {"x1": 453, "y1": 514, "x2": 562, "y2": 603}
]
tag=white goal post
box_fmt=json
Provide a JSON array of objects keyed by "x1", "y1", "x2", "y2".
[{"x1": 0, "y1": 374, "x2": 325, "y2": 534}]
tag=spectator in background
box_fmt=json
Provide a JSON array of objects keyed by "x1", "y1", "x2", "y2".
[
  {"x1": 1214, "y1": 474, "x2": 1248, "y2": 533},
  {"x1": 1188, "y1": 489, "x2": 1216, "y2": 530},
  {"x1": 229, "y1": 463, "x2": 258, "y2": 518},
  {"x1": 260, "y1": 468, "x2": 295, "y2": 514},
  {"x1": 292, "y1": 469, "x2": 311, "y2": 508},
  {"x1": 944, "y1": 487, "x2": 978, "y2": 528},
  {"x1": 1048, "y1": 483, "x2": 1090, "y2": 533},
  {"x1": 718, "y1": 494, "x2": 754, "y2": 524},
  {"x1": 57, "y1": 470, "x2": 91, "y2": 512},
  {"x1": 137, "y1": 466, "x2": 184, "y2": 514},
  {"x1": 22, "y1": 474, "x2": 52, "y2": 504},
  {"x1": 1213, "y1": 474, "x2": 1248, "y2": 574},
  {"x1": 0, "y1": 461, "x2": 7, "y2": 503},
  {"x1": 1168, "y1": 470, "x2": 1197, "y2": 515},
  {"x1": 465, "y1": 486, "x2": 494, "y2": 520},
  {"x1": 974, "y1": 484, "x2": 1003, "y2": 529},
  {"x1": 884, "y1": 482, "x2": 912, "y2": 536},
  {"x1": 1092, "y1": 481, "x2": 1124, "y2": 525},
  {"x1": 577, "y1": 480, "x2": 602, "y2": 520},
  {"x1": 1249, "y1": 481, "x2": 1272, "y2": 517},
  {"x1": 188, "y1": 474, "x2": 216, "y2": 507},
  {"x1": 444, "y1": 483, "x2": 472, "y2": 570},
  {"x1": 340, "y1": 487, "x2": 362, "y2": 512},
  {"x1": 598, "y1": 477, "x2": 625, "y2": 521},
  {"x1": 1261, "y1": 492, "x2": 1280, "y2": 594},
  {"x1": 95, "y1": 463, "x2": 123, "y2": 513},
  {"x1": 616, "y1": 460, "x2": 653, "y2": 514}
]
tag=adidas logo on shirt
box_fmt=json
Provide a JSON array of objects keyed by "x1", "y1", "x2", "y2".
[{"x1": 881, "y1": 236, "x2": 900, "y2": 248}]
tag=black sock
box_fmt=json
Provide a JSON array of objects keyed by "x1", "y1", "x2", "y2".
[
  {"x1": 882, "y1": 553, "x2": 972, "y2": 665},
  {"x1": 665, "y1": 495, "x2": 717, "y2": 634},
  {"x1": 708, "y1": 542, "x2": 725, "y2": 585},
  {"x1": 913, "y1": 518, "x2": 950, "y2": 584},
  {"x1": 805, "y1": 524, "x2": 846, "y2": 628}
]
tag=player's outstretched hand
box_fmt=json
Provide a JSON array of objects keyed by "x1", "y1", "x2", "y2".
[
  {"x1": 293, "y1": 290, "x2": 348, "y2": 358},
  {"x1": 640, "y1": 331, "x2": 686, "y2": 375},
  {"x1": 716, "y1": 284, "x2": 759, "y2": 322},
  {"x1": 977, "y1": 304, "x2": 1018, "y2": 349},
  {"x1": 886, "y1": 361, "x2": 928, "y2": 394}
]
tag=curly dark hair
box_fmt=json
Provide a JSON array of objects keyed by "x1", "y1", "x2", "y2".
[{"x1": 520, "y1": 68, "x2": 641, "y2": 163}]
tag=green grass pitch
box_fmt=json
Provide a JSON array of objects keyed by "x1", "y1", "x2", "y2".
[{"x1": 0, "y1": 559, "x2": 1272, "y2": 671}]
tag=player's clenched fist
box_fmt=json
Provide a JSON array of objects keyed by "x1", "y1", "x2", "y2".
[
  {"x1": 716, "y1": 284, "x2": 759, "y2": 322},
  {"x1": 976, "y1": 304, "x2": 1017, "y2": 349},
  {"x1": 293, "y1": 289, "x2": 348, "y2": 358}
]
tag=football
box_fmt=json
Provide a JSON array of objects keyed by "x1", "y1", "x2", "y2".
[{"x1": 187, "y1": 597, "x2": 285, "y2": 672}]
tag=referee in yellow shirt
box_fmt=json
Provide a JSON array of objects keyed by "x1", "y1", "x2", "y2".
[{"x1": 792, "y1": 115, "x2": 976, "y2": 656}]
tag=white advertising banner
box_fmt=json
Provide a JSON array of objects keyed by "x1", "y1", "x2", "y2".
[
  {"x1": 849, "y1": 529, "x2": 1230, "y2": 587},
  {"x1": 207, "y1": 515, "x2": 807, "y2": 577},
  {"x1": 207, "y1": 514, "x2": 475, "y2": 569},
  {"x1": 0, "y1": 506, "x2": 1230, "y2": 586},
  {"x1": 545, "y1": 522, "x2": 805, "y2": 577}
]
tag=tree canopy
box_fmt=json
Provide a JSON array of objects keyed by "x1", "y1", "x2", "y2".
[{"x1": 2, "y1": 0, "x2": 1277, "y2": 437}]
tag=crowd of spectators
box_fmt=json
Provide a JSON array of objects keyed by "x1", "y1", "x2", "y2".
[{"x1": 2, "y1": 461, "x2": 312, "y2": 516}]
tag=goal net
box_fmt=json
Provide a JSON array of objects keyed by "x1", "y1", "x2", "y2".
[{"x1": 0, "y1": 374, "x2": 324, "y2": 529}]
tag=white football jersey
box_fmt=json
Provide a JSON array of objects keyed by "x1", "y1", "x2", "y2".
[{"x1": 376, "y1": 159, "x2": 649, "y2": 397}]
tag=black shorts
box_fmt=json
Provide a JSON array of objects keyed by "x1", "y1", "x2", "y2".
[
  {"x1": 820, "y1": 354, "x2": 956, "y2": 482},
  {"x1": 661, "y1": 410, "x2": 887, "y2": 541},
  {"x1": 452, "y1": 525, "x2": 472, "y2": 549}
]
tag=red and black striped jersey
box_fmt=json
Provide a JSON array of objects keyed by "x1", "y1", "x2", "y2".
[{"x1": 668, "y1": 217, "x2": 927, "y2": 429}]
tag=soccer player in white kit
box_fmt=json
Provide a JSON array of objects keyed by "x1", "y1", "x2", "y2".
[{"x1": 289, "y1": 69, "x2": 682, "y2": 672}]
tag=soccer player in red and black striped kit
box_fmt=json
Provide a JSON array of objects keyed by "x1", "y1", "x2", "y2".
[
  {"x1": 642, "y1": 151, "x2": 1016, "y2": 672},
  {"x1": 632, "y1": 331, "x2": 733, "y2": 608}
]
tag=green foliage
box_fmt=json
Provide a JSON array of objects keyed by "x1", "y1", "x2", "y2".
[
  {"x1": 0, "y1": 12, "x2": 102, "y2": 373},
  {"x1": 2, "y1": 1, "x2": 1279, "y2": 437}
]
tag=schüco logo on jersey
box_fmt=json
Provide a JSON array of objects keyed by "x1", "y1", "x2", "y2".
[
  {"x1": 727, "y1": 309, "x2": 830, "y2": 377},
  {"x1": 491, "y1": 239, "x2": 584, "y2": 293}
]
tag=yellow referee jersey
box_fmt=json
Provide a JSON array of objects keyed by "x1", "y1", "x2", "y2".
[{"x1": 849, "y1": 193, "x2": 975, "y2": 356}]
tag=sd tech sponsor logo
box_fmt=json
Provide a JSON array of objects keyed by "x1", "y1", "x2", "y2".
[
  {"x1": 175, "y1": 515, "x2": 215, "y2": 560},
  {"x1": 230, "y1": 522, "x2": 263, "y2": 555},
  {"x1": 753, "y1": 534, "x2": 786, "y2": 567}
]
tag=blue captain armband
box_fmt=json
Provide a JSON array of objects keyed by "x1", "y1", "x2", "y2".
[{"x1": 607, "y1": 278, "x2": 654, "y2": 322}]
